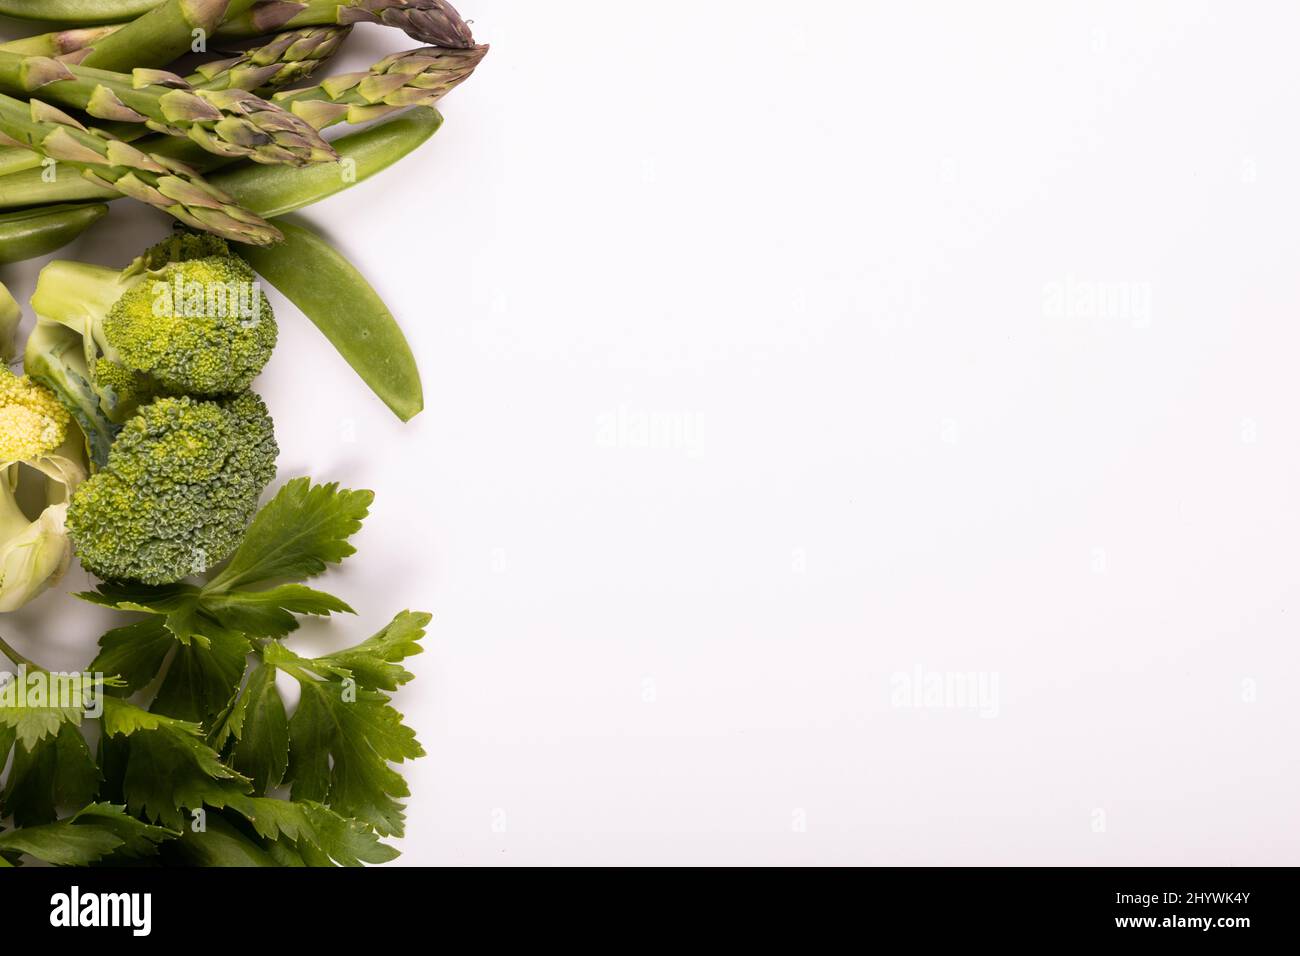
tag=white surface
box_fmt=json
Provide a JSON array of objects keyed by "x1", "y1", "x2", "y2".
[{"x1": 3, "y1": 1, "x2": 1299, "y2": 866}]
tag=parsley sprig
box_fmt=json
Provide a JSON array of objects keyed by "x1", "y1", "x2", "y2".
[{"x1": 0, "y1": 479, "x2": 429, "y2": 866}]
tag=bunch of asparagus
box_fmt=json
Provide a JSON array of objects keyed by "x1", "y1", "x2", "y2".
[{"x1": 0, "y1": 0, "x2": 487, "y2": 246}]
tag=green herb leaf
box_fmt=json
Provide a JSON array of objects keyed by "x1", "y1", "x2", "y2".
[
  {"x1": 101, "y1": 698, "x2": 251, "y2": 829},
  {"x1": 234, "y1": 798, "x2": 399, "y2": 866},
  {"x1": 205, "y1": 478, "x2": 373, "y2": 592},
  {"x1": 223, "y1": 663, "x2": 289, "y2": 794},
  {"x1": 314, "y1": 610, "x2": 429, "y2": 691},
  {"x1": 0, "y1": 671, "x2": 91, "y2": 749},
  {"x1": 0, "y1": 723, "x2": 100, "y2": 827},
  {"x1": 0, "y1": 803, "x2": 174, "y2": 866},
  {"x1": 151, "y1": 626, "x2": 251, "y2": 725},
  {"x1": 88, "y1": 617, "x2": 174, "y2": 694},
  {"x1": 263, "y1": 617, "x2": 428, "y2": 838},
  {"x1": 200, "y1": 584, "x2": 354, "y2": 638}
]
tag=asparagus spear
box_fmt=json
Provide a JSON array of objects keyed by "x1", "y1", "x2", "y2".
[
  {"x1": 275, "y1": 43, "x2": 486, "y2": 129},
  {"x1": 0, "y1": 27, "x2": 349, "y2": 178},
  {"x1": 0, "y1": 93, "x2": 280, "y2": 244},
  {"x1": 190, "y1": 25, "x2": 350, "y2": 92},
  {"x1": 0, "y1": 32, "x2": 477, "y2": 187},
  {"x1": 0, "y1": 2, "x2": 154, "y2": 21},
  {"x1": 0, "y1": 27, "x2": 123, "y2": 58},
  {"x1": 0, "y1": 53, "x2": 337, "y2": 167},
  {"x1": 0, "y1": 104, "x2": 440, "y2": 217},
  {"x1": 79, "y1": 0, "x2": 262, "y2": 71},
  {"x1": 221, "y1": 0, "x2": 476, "y2": 48}
]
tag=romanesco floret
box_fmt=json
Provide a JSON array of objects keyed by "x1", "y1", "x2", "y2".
[{"x1": 66, "y1": 392, "x2": 278, "y2": 585}]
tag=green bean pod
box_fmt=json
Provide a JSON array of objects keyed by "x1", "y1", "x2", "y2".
[
  {"x1": 237, "y1": 217, "x2": 423, "y2": 421},
  {"x1": 0, "y1": 1, "x2": 153, "y2": 22},
  {"x1": 0, "y1": 202, "x2": 108, "y2": 265}
]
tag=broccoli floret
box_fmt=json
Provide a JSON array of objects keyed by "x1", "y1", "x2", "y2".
[
  {"x1": 66, "y1": 392, "x2": 278, "y2": 585},
  {"x1": 124, "y1": 232, "x2": 232, "y2": 274},
  {"x1": 29, "y1": 233, "x2": 277, "y2": 420}
]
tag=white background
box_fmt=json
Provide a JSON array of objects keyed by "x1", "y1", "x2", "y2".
[{"x1": 3, "y1": 1, "x2": 1299, "y2": 865}]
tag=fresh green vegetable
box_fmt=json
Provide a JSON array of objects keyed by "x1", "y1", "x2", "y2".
[
  {"x1": 0, "y1": 203, "x2": 107, "y2": 264},
  {"x1": 0, "y1": 0, "x2": 476, "y2": 49},
  {"x1": 0, "y1": 26, "x2": 351, "y2": 179},
  {"x1": 0, "y1": 804, "x2": 173, "y2": 866},
  {"x1": 23, "y1": 320, "x2": 119, "y2": 466},
  {"x1": 275, "y1": 43, "x2": 486, "y2": 130},
  {"x1": 222, "y1": 0, "x2": 476, "y2": 48},
  {"x1": 0, "y1": 1, "x2": 155, "y2": 23},
  {"x1": 189, "y1": 25, "x2": 351, "y2": 93},
  {"x1": 0, "y1": 97, "x2": 442, "y2": 213},
  {"x1": 66, "y1": 391, "x2": 278, "y2": 584},
  {"x1": 0, "y1": 52, "x2": 337, "y2": 167},
  {"x1": 78, "y1": 0, "x2": 261, "y2": 73},
  {"x1": 0, "y1": 474, "x2": 429, "y2": 864},
  {"x1": 0, "y1": 25, "x2": 122, "y2": 57},
  {"x1": 0, "y1": 92, "x2": 281, "y2": 244},
  {"x1": 30, "y1": 233, "x2": 278, "y2": 433},
  {"x1": 0, "y1": 0, "x2": 484, "y2": 868},
  {"x1": 0, "y1": 1, "x2": 152, "y2": 22},
  {"x1": 83, "y1": 478, "x2": 426, "y2": 833},
  {"x1": 214, "y1": 105, "x2": 444, "y2": 215},
  {"x1": 164, "y1": 802, "x2": 398, "y2": 866},
  {"x1": 240, "y1": 218, "x2": 422, "y2": 420},
  {"x1": 0, "y1": 367, "x2": 87, "y2": 612}
]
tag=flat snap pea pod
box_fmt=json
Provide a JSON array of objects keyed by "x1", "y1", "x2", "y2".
[
  {"x1": 209, "y1": 105, "x2": 443, "y2": 217},
  {"x1": 237, "y1": 217, "x2": 423, "y2": 421},
  {"x1": 0, "y1": 1, "x2": 154, "y2": 22},
  {"x1": 0, "y1": 202, "x2": 108, "y2": 265}
]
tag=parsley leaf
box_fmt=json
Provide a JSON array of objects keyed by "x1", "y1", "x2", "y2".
[
  {"x1": 151, "y1": 627, "x2": 250, "y2": 724},
  {"x1": 262, "y1": 611, "x2": 429, "y2": 837},
  {"x1": 0, "y1": 803, "x2": 174, "y2": 866},
  {"x1": 88, "y1": 618, "x2": 174, "y2": 695},
  {"x1": 214, "y1": 662, "x2": 289, "y2": 794},
  {"x1": 205, "y1": 478, "x2": 374, "y2": 592},
  {"x1": 0, "y1": 723, "x2": 100, "y2": 827},
  {"x1": 101, "y1": 698, "x2": 251, "y2": 830}
]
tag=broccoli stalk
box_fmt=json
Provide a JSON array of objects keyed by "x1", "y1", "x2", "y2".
[{"x1": 23, "y1": 320, "x2": 121, "y2": 467}]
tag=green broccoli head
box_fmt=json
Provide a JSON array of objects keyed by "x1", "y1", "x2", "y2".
[
  {"x1": 30, "y1": 233, "x2": 277, "y2": 416},
  {"x1": 102, "y1": 252, "x2": 277, "y2": 396},
  {"x1": 66, "y1": 392, "x2": 278, "y2": 585}
]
